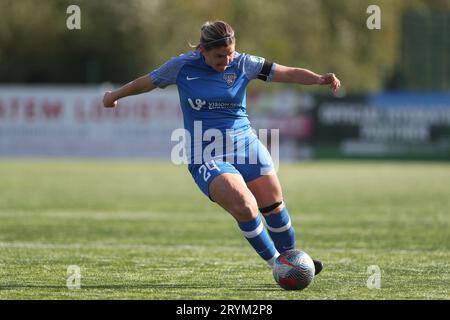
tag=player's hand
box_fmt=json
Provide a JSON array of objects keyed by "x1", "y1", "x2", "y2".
[
  {"x1": 103, "y1": 91, "x2": 118, "y2": 108},
  {"x1": 318, "y1": 73, "x2": 341, "y2": 92}
]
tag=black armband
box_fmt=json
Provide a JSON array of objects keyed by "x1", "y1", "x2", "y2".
[{"x1": 257, "y1": 60, "x2": 274, "y2": 81}]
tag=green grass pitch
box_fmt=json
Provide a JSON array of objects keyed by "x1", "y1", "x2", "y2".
[{"x1": 0, "y1": 160, "x2": 449, "y2": 299}]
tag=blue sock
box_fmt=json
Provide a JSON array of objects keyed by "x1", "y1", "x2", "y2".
[
  {"x1": 263, "y1": 206, "x2": 296, "y2": 253},
  {"x1": 238, "y1": 215, "x2": 279, "y2": 266}
]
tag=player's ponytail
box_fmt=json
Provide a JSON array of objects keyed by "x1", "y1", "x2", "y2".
[{"x1": 190, "y1": 20, "x2": 235, "y2": 50}]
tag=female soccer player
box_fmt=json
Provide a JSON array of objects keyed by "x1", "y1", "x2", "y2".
[{"x1": 103, "y1": 21, "x2": 340, "y2": 274}]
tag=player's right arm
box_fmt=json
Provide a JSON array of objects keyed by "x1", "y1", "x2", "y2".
[
  {"x1": 103, "y1": 75, "x2": 156, "y2": 108},
  {"x1": 103, "y1": 53, "x2": 188, "y2": 108}
]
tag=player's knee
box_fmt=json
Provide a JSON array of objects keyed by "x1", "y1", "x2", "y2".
[{"x1": 232, "y1": 198, "x2": 259, "y2": 222}]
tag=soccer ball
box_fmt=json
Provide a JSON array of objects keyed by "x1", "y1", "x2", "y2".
[{"x1": 272, "y1": 249, "x2": 315, "y2": 290}]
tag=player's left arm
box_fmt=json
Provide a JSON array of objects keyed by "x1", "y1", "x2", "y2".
[{"x1": 271, "y1": 64, "x2": 341, "y2": 91}]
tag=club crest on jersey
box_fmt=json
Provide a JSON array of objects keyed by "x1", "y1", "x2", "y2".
[{"x1": 223, "y1": 73, "x2": 237, "y2": 86}]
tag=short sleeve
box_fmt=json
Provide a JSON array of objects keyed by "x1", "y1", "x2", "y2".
[
  {"x1": 149, "y1": 56, "x2": 186, "y2": 88},
  {"x1": 242, "y1": 54, "x2": 276, "y2": 82},
  {"x1": 242, "y1": 54, "x2": 265, "y2": 80}
]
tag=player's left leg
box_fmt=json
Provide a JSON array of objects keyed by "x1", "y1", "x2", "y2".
[
  {"x1": 246, "y1": 172, "x2": 323, "y2": 275},
  {"x1": 236, "y1": 134, "x2": 323, "y2": 274},
  {"x1": 247, "y1": 171, "x2": 323, "y2": 275},
  {"x1": 246, "y1": 171, "x2": 296, "y2": 253}
]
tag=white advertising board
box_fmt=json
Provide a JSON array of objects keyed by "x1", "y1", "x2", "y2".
[{"x1": 0, "y1": 86, "x2": 183, "y2": 158}]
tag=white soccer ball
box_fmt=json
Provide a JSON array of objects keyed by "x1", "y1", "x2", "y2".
[{"x1": 272, "y1": 249, "x2": 315, "y2": 290}]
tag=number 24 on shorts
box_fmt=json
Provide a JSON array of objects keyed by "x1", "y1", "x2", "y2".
[{"x1": 198, "y1": 160, "x2": 221, "y2": 182}]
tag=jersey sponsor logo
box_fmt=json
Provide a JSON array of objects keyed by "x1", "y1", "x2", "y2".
[
  {"x1": 207, "y1": 101, "x2": 242, "y2": 109},
  {"x1": 187, "y1": 98, "x2": 242, "y2": 110},
  {"x1": 223, "y1": 73, "x2": 237, "y2": 86},
  {"x1": 186, "y1": 76, "x2": 200, "y2": 81},
  {"x1": 187, "y1": 98, "x2": 206, "y2": 110}
]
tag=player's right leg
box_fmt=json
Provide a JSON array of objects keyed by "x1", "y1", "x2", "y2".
[{"x1": 208, "y1": 172, "x2": 279, "y2": 267}]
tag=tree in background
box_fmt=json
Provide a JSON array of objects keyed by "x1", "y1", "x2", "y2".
[{"x1": 0, "y1": 0, "x2": 448, "y2": 92}]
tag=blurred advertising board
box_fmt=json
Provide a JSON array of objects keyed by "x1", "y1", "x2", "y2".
[
  {"x1": 2, "y1": 87, "x2": 448, "y2": 161},
  {"x1": 247, "y1": 90, "x2": 314, "y2": 160},
  {"x1": 0, "y1": 86, "x2": 310, "y2": 160},
  {"x1": 0, "y1": 86, "x2": 182, "y2": 158},
  {"x1": 312, "y1": 92, "x2": 450, "y2": 160}
]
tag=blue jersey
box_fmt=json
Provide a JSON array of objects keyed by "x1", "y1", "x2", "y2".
[
  {"x1": 149, "y1": 50, "x2": 276, "y2": 196},
  {"x1": 150, "y1": 51, "x2": 275, "y2": 155}
]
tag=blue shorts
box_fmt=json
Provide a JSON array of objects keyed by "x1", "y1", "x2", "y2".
[{"x1": 188, "y1": 137, "x2": 274, "y2": 200}]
